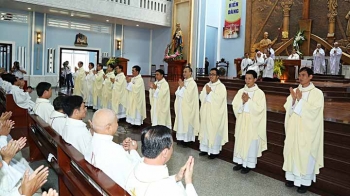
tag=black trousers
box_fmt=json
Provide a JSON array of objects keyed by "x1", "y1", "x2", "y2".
[{"x1": 66, "y1": 73, "x2": 74, "y2": 88}]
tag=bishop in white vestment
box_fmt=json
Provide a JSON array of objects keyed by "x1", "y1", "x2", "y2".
[
  {"x1": 33, "y1": 82, "x2": 54, "y2": 123},
  {"x1": 126, "y1": 66, "x2": 146, "y2": 126},
  {"x1": 232, "y1": 70, "x2": 267, "y2": 174},
  {"x1": 198, "y1": 68, "x2": 228, "y2": 159},
  {"x1": 287, "y1": 49, "x2": 300, "y2": 79},
  {"x1": 84, "y1": 109, "x2": 141, "y2": 188},
  {"x1": 329, "y1": 42, "x2": 342, "y2": 75},
  {"x1": 262, "y1": 53, "x2": 274, "y2": 81},
  {"x1": 73, "y1": 61, "x2": 85, "y2": 97},
  {"x1": 149, "y1": 69, "x2": 172, "y2": 129},
  {"x1": 61, "y1": 96, "x2": 92, "y2": 155},
  {"x1": 312, "y1": 44, "x2": 325, "y2": 74},
  {"x1": 111, "y1": 65, "x2": 128, "y2": 119},
  {"x1": 283, "y1": 67, "x2": 324, "y2": 194},
  {"x1": 126, "y1": 126, "x2": 197, "y2": 196},
  {"x1": 83, "y1": 63, "x2": 95, "y2": 107},
  {"x1": 101, "y1": 64, "x2": 116, "y2": 109},
  {"x1": 93, "y1": 64, "x2": 104, "y2": 110},
  {"x1": 174, "y1": 66, "x2": 200, "y2": 145}
]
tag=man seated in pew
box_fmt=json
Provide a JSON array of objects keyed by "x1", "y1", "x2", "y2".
[
  {"x1": 62, "y1": 95, "x2": 92, "y2": 155},
  {"x1": 84, "y1": 109, "x2": 141, "y2": 189},
  {"x1": 198, "y1": 68, "x2": 228, "y2": 159},
  {"x1": 1, "y1": 74, "x2": 35, "y2": 110},
  {"x1": 231, "y1": 70, "x2": 267, "y2": 174},
  {"x1": 262, "y1": 52, "x2": 275, "y2": 81},
  {"x1": 48, "y1": 96, "x2": 67, "y2": 135},
  {"x1": 283, "y1": 67, "x2": 324, "y2": 194},
  {"x1": 126, "y1": 125, "x2": 197, "y2": 196},
  {"x1": 149, "y1": 69, "x2": 172, "y2": 129},
  {"x1": 34, "y1": 82, "x2": 54, "y2": 123}
]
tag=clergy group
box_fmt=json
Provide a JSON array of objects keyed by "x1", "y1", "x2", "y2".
[{"x1": 0, "y1": 63, "x2": 324, "y2": 195}]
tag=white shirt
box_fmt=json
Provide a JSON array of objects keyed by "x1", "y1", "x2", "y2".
[
  {"x1": 13, "y1": 67, "x2": 24, "y2": 79},
  {"x1": 34, "y1": 98, "x2": 55, "y2": 123},
  {"x1": 0, "y1": 136, "x2": 28, "y2": 194},
  {"x1": 62, "y1": 118, "x2": 92, "y2": 155},
  {"x1": 48, "y1": 111, "x2": 67, "y2": 135},
  {"x1": 267, "y1": 48, "x2": 275, "y2": 59},
  {"x1": 0, "y1": 78, "x2": 12, "y2": 93},
  {"x1": 126, "y1": 161, "x2": 198, "y2": 196},
  {"x1": 0, "y1": 161, "x2": 23, "y2": 196},
  {"x1": 240, "y1": 58, "x2": 253, "y2": 76},
  {"x1": 262, "y1": 57, "x2": 274, "y2": 78},
  {"x1": 287, "y1": 53, "x2": 300, "y2": 60},
  {"x1": 9, "y1": 85, "x2": 35, "y2": 110},
  {"x1": 84, "y1": 133, "x2": 141, "y2": 188}
]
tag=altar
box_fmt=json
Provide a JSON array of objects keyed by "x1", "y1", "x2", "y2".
[{"x1": 281, "y1": 59, "x2": 301, "y2": 81}]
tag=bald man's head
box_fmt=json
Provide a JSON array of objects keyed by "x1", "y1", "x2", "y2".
[{"x1": 92, "y1": 109, "x2": 118, "y2": 135}]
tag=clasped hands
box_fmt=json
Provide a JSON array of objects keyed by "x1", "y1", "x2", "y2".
[
  {"x1": 149, "y1": 82, "x2": 157, "y2": 89},
  {"x1": 178, "y1": 79, "x2": 184, "y2": 88},
  {"x1": 122, "y1": 137, "x2": 138, "y2": 152},
  {"x1": 242, "y1": 92, "x2": 249, "y2": 104},
  {"x1": 175, "y1": 156, "x2": 194, "y2": 185},
  {"x1": 289, "y1": 87, "x2": 302, "y2": 102}
]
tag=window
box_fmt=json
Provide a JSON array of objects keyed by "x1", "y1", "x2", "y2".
[
  {"x1": 151, "y1": 1, "x2": 153, "y2": 10},
  {"x1": 47, "y1": 18, "x2": 111, "y2": 34}
]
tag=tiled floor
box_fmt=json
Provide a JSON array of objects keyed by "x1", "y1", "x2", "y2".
[{"x1": 28, "y1": 89, "x2": 318, "y2": 196}]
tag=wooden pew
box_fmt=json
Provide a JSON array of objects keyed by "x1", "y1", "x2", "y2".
[
  {"x1": 28, "y1": 114, "x2": 130, "y2": 196},
  {"x1": 4, "y1": 94, "x2": 29, "y2": 140}
]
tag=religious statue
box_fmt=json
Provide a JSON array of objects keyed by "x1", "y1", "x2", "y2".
[
  {"x1": 346, "y1": 11, "x2": 350, "y2": 38},
  {"x1": 164, "y1": 23, "x2": 184, "y2": 61},
  {"x1": 74, "y1": 33, "x2": 88, "y2": 46},
  {"x1": 172, "y1": 23, "x2": 183, "y2": 53},
  {"x1": 259, "y1": 32, "x2": 272, "y2": 54}
]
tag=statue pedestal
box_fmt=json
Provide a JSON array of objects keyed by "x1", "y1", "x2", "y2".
[{"x1": 166, "y1": 60, "x2": 187, "y2": 81}]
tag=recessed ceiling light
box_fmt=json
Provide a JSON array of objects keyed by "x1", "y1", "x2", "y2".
[
  {"x1": 28, "y1": 8, "x2": 31, "y2": 10},
  {"x1": 136, "y1": 24, "x2": 139, "y2": 26},
  {"x1": 106, "y1": 19, "x2": 109, "y2": 22}
]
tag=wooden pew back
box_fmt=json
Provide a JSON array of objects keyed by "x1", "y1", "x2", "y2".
[
  {"x1": 28, "y1": 114, "x2": 130, "y2": 196},
  {"x1": 5, "y1": 93, "x2": 29, "y2": 140}
]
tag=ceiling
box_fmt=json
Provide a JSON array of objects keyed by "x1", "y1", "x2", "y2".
[{"x1": 0, "y1": 0, "x2": 167, "y2": 29}]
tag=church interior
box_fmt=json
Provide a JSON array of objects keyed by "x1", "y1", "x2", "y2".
[{"x1": 0, "y1": 0, "x2": 349, "y2": 195}]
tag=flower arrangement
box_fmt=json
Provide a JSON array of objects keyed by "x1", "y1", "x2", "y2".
[
  {"x1": 163, "y1": 44, "x2": 183, "y2": 61},
  {"x1": 273, "y1": 58, "x2": 285, "y2": 78},
  {"x1": 106, "y1": 57, "x2": 119, "y2": 66},
  {"x1": 293, "y1": 30, "x2": 306, "y2": 56}
]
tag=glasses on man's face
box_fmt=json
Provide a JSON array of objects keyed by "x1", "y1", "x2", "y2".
[{"x1": 209, "y1": 74, "x2": 217, "y2": 76}]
